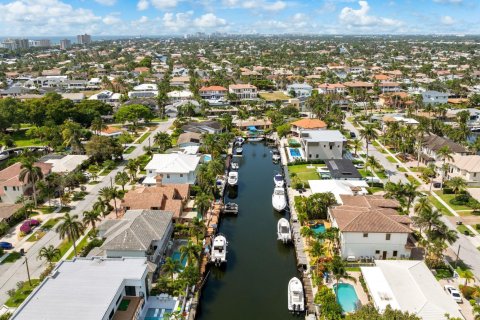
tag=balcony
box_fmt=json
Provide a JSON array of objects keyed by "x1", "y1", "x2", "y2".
[{"x1": 112, "y1": 296, "x2": 144, "y2": 320}]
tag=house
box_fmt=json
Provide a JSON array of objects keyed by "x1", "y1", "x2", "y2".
[
  {"x1": 94, "y1": 209, "x2": 174, "y2": 263},
  {"x1": 0, "y1": 203, "x2": 22, "y2": 224},
  {"x1": 286, "y1": 83, "x2": 313, "y2": 98},
  {"x1": 234, "y1": 118, "x2": 272, "y2": 130},
  {"x1": 361, "y1": 260, "x2": 464, "y2": 320},
  {"x1": 42, "y1": 154, "x2": 89, "y2": 174},
  {"x1": 88, "y1": 90, "x2": 121, "y2": 106},
  {"x1": 182, "y1": 120, "x2": 222, "y2": 134},
  {"x1": 308, "y1": 180, "x2": 368, "y2": 203},
  {"x1": 381, "y1": 115, "x2": 419, "y2": 129},
  {"x1": 290, "y1": 118, "x2": 327, "y2": 136},
  {"x1": 329, "y1": 195, "x2": 413, "y2": 260},
  {"x1": 317, "y1": 83, "x2": 346, "y2": 95},
  {"x1": 447, "y1": 155, "x2": 480, "y2": 186},
  {"x1": 422, "y1": 90, "x2": 449, "y2": 105},
  {"x1": 0, "y1": 162, "x2": 52, "y2": 204},
  {"x1": 325, "y1": 159, "x2": 363, "y2": 180},
  {"x1": 228, "y1": 84, "x2": 258, "y2": 100},
  {"x1": 343, "y1": 81, "x2": 374, "y2": 91},
  {"x1": 99, "y1": 126, "x2": 124, "y2": 137},
  {"x1": 10, "y1": 257, "x2": 150, "y2": 320},
  {"x1": 299, "y1": 130, "x2": 346, "y2": 160},
  {"x1": 167, "y1": 90, "x2": 193, "y2": 103},
  {"x1": 144, "y1": 154, "x2": 201, "y2": 185},
  {"x1": 170, "y1": 76, "x2": 190, "y2": 88},
  {"x1": 121, "y1": 177, "x2": 189, "y2": 220},
  {"x1": 378, "y1": 82, "x2": 401, "y2": 93},
  {"x1": 199, "y1": 86, "x2": 228, "y2": 100},
  {"x1": 176, "y1": 132, "x2": 203, "y2": 147},
  {"x1": 421, "y1": 134, "x2": 469, "y2": 164}
]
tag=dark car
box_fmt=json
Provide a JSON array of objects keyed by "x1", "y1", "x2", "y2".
[
  {"x1": 350, "y1": 131, "x2": 356, "y2": 138},
  {"x1": 0, "y1": 242, "x2": 13, "y2": 250}
]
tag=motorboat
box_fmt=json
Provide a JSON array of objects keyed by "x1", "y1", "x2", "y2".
[
  {"x1": 235, "y1": 147, "x2": 243, "y2": 154},
  {"x1": 231, "y1": 162, "x2": 239, "y2": 170},
  {"x1": 223, "y1": 202, "x2": 239, "y2": 214},
  {"x1": 228, "y1": 171, "x2": 238, "y2": 186},
  {"x1": 272, "y1": 187, "x2": 287, "y2": 211},
  {"x1": 277, "y1": 218, "x2": 292, "y2": 243},
  {"x1": 288, "y1": 277, "x2": 305, "y2": 313},
  {"x1": 248, "y1": 136, "x2": 264, "y2": 142},
  {"x1": 273, "y1": 173, "x2": 284, "y2": 188},
  {"x1": 235, "y1": 137, "x2": 245, "y2": 145},
  {"x1": 210, "y1": 234, "x2": 228, "y2": 266},
  {"x1": 272, "y1": 149, "x2": 281, "y2": 162}
]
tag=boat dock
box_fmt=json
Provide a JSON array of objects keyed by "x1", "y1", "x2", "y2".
[{"x1": 221, "y1": 202, "x2": 239, "y2": 215}]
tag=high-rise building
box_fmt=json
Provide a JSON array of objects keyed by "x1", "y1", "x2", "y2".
[
  {"x1": 29, "y1": 39, "x2": 51, "y2": 48},
  {"x1": 14, "y1": 39, "x2": 29, "y2": 49},
  {"x1": 60, "y1": 39, "x2": 72, "y2": 50},
  {"x1": 1, "y1": 38, "x2": 29, "y2": 50},
  {"x1": 76, "y1": 33, "x2": 92, "y2": 45}
]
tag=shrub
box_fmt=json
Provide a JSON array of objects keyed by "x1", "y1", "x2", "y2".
[
  {"x1": 39, "y1": 264, "x2": 55, "y2": 281},
  {"x1": 460, "y1": 285, "x2": 476, "y2": 300},
  {"x1": 314, "y1": 286, "x2": 342, "y2": 319},
  {"x1": 450, "y1": 194, "x2": 470, "y2": 206},
  {"x1": 80, "y1": 238, "x2": 105, "y2": 257},
  {"x1": 443, "y1": 187, "x2": 454, "y2": 194},
  {"x1": 19, "y1": 224, "x2": 32, "y2": 234},
  {"x1": 0, "y1": 247, "x2": 4, "y2": 256}
]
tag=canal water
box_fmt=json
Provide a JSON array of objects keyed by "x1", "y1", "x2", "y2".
[{"x1": 197, "y1": 142, "x2": 300, "y2": 320}]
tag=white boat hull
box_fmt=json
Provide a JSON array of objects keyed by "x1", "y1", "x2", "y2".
[
  {"x1": 288, "y1": 277, "x2": 305, "y2": 313},
  {"x1": 272, "y1": 191, "x2": 287, "y2": 211},
  {"x1": 211, "y1": 234, "x2": 228, "y2": 266},
  {"x1": 277, "y1": 218, "x2": 292, "y2": 243}
]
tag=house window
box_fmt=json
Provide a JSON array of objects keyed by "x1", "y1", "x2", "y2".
[
  {"x1": 375, "y1": 250, "x2": 380, "y2": 254},
  {"x1": 180, "y1": 174, "x2": 184, "y2": 177},
  {"x1": 3, "y1": 186, "x2": 6, "y2": 191},
  {"x1": 316, "y1": 154, "x2": 319, "y2": 159},
  {"x1": 166, "y1": 174, "x2": 170, "y2": 179},
  {"x1": 330, "y1": 145, "x2": 333, "y2": 150},
  {"x1": 386, "y1": 233, "x2": 391, "y2": 240},
  {"x1": 393, "y1": 251, "x2": 398, "y2": 257},
  {"x1": 125, "y1": 285, "x2": 136, "y2": 296},
  {"x1": 109, "y1": 309, "x2": 115, "y2": 320},
  {"x1": 363, "y1": 233, "x2": 368, "y2": 238},
  {"x1": 116, "y1": 295, "x2": 122, "y2": 305}
]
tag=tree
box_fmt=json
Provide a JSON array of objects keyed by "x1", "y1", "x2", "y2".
[
  {"x1": 115, "y1": 171, "x2": 129, "y2": 192},
  {"x1": 115, "y1": 104, "x2": 154, "y2": 130},
  {"x1": 359, "y1": 124, "x2": 378, "y2": 159},
  {"x1": 19, "y1": 159, "x2": 44, "y2": 207},
  {"x1": 463, "y1": 270, "x2": 475, "y2": 286},
  {"x1": 190, "y1": 217, "x2": 206, "y2": 244},
  {"x1": 194, "y1": 192, "x2": 212, "y2": 217},
  {"x1": 437, "y1": 146, "x2": 453, "y2": 187},
  {"x1": 329, "y1": 255, "x2": 356, "y2": 302},
  {"x1": 179, "y1": 241, "x2": 201, "y2": 266},
  {"x1": 99, "y1": 186, "x2": 122, "y2": 217},
  {"x1": 346, "y1": 304, "x2": 421, "y2": 319},
  {"x1": 85, "y1": 135, "x2": 123, "y2": 162},
  {"x1": 90, "y1": 116, "x2": 107, "y2": 135},
  {"x1": 162, "y1": 257, "x2": 182, "y2": 280},
  {"x1": 365, "y1": 156, "x2": 381, "y2": 184},
  {"x1": 403, "y1": 183, "x2": 420, "y2": 214},
  {"x1": 61, "y1": 120, "x2": 85, "y2": 154},
  {"x1": 37, "y1": 245, "x2": 61, "y2": 267},
  {"x1": 276, "y1": 123, "x2": 291, "y2": 138},
  {"x1": 306, "y1": 192, "x2": 336, "y2": 220},
  {"x1": 447, "y1": 177, "x2": 467, "y2": 195},
  {"x1": 93, "y1": 196, "x2": 113, "y2": 217},
  {"x1": 153, "y1": 132, "x2": 172, "y2": 152},
  {"x1": 87, "y1": 164, "x2": 100, "y2": 182},
  {"x1": 300, "y1": 226, "x2": 315, "y2": 246},
  {"x1": 55, "y1": 213, "x2": 85, "y2": 257},
  {"x1": 126, "y1": 159, "x2": 140, "y2": 182},
  {"x1": 82, "y1": 209, "x2": 101, "y2": 231},
  {"x1": 349, "y1": 139, "x2": 363, "y2": 156}
]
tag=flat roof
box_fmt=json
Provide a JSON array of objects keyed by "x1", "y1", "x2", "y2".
[
  {"x1": 301, "y1": 129, "x2": 346, "y2": 142},
  {"x1": 325, "y1": 159, "x2": 362, "y2": 179},
  {"x1": 12, "y1": 257, "x2": 148, "y2": 320}
]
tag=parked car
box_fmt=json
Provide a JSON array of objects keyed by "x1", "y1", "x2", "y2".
[
  {"x1": 444, "y1": 285, "x2": 462, "y2": 303},
  {"x1": 350, "y1": 131, "x2": 356, "y2": 138},
  {"x1": 354, "y1": 163, "x2": 365, "y2": 169},
  {"x1": 0, "y1": 242, "x2": 13, "y2": 250},
  {"x1": 365, "y1": 176, "x2": 382, "y2": 184}
]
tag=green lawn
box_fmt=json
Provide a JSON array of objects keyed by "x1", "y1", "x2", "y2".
[
  {"x1": 99, "y1": 168, "x2": 114, "y2": 176},
  {"x1": 428, "y1": 195, "x2": 453, "y2": 216},
  {"x1": 137, "y1": 132, "x2": 151, "y2": 144},
  {"x1": 67, "y1": 231, "x2": 94, "y2": 259},
  {"x1": 26, "y1": 230, "x2": 46, "y2": 242},
  {"x1": 385, "y1": 156, "x2": 399, "y2": 163},
  {"x1": 288, "y1": 164, "x2": 320, "y2": 183},
  {"x1": 124, "y1": 146, "x2": 136, "y2": 154},
  {"x1": 406, "y1": 175, "x2": 420, "y2": 187},
  {"x1": 118, "y1": 299, "x2": 131, "y2": 311},
  {"x1": 37, "y1": 206, "x2": 56, "y2": 214},
  {"x1": 5, "y1": 279, "x2": 41, "y2": 307},
  {"x1": 53, "y1": 239, "x2": 74, "y2": 262},
  {"x1": 434, "y1": 191, "x2": 473, "y2": 211},
  {"x1": 59, "y1": 207, "x2": 71, "y2": 213},
  {"x1": 0, "y1": 251, "x2": 22, "y2": 264},
  {"x1": 376, "y1": 170, "x2": 388, "y2": 179},
  {"x1": 10, "y1": 130, "x2": 44, "y2": 147},
  {"x1": 40, "y1": 218, "x2": 60, "y2": 230},
  {"x1": 398, "y1": 167, "x2": 407, "y2": 172},
  {"x1": 367, "y1": 187, "x2": 384, "y2": 194},
  {"x1": 457, "y1": 225, "x2": 473, "y2": 236}
]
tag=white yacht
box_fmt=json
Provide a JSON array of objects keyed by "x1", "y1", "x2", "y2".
[
  {"x1": 228, "y1": 171, "x2": 238, "y2": 186},
  {"x1": 210, "y1": 234, "x2": 228, "y2": 266},
  {"x1": 248, "y1": 136, "x2": 263, "y2": 142},
  {"x1": 235, "y1": 137, "x2": 245, "y2": 145},
  {"x1": 231, "y1": 162, "x2": 239, "y2": 170},
  {"x1": 235, "y1": 146, "x2": 243, "y2": 154},
  {"x1": 288, "y1": 277, "x2": 305, "y2": 313},
  {"x1": 272, "y1": 150, "x2": 281, "y2": 162},
  {"x1": 273, "y1": 173, "x2": 284, "y2": 188},
  {"x1": 272, "y1": 187, "x2": 287, "y2": 211},
  {"x1": 277, "y1": 218, "x2": 292, "y2": 243}
]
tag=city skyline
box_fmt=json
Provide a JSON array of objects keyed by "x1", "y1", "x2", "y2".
[{"x1": 0, "y1": 0, "x2": 479, "y2": 36}]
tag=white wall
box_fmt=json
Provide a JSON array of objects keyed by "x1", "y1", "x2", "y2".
[
  {"x1": 146, "y1": 170, "x2": 196, "y2": 184},
  {"x1": 340, "y1": 232, "x2": 410, "y2": 259},
  {"x1": 304, "y1": 141, "x2": 344, "y2": 160},
  {"x1": 1, "y1": 185, "x2": 27, "y2": 204}
]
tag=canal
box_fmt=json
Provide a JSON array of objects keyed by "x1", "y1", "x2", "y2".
[{"x1": 197, "y1": 142, "x2": 300, "y2": 320}]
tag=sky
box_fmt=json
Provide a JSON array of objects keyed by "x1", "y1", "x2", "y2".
[{"x1": 0, "y1": 0, "x2": 479, "y2": 36}]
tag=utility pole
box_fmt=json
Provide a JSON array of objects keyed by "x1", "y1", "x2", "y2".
[
  {"x1": 454, "y1": 245, "x2": 461, "y2": 268},
  {"x1": 20, "y1": 249, "x2": 32, "y2": 286}
]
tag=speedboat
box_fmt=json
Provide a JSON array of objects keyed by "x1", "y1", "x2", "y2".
[
  {"x1": 210, "y1": 234, "x2": 228, "y2": 266},
  {"x1": 248, "y1": 136, "x2": 264, "y2": 142},
  {"x1": 288, "y1": 277, "x2": 305, "y2": 313},
  {"x1": 231, "y1": 162, "x2": 239, "y2": 170},
  {"x1": 272, "y1": 187, "x2": 287, "y2": 211},
  {"x1": 277, "y1": 218, "x2": 292, "y2": 243},
  {"x1": 235, "y1": 137, "x2": 245, "y2": 145},
  {"x1": 273, "y1": 173, "x2": 284, "y2": 188},
  {"x1": 228, "y1": 171, "x2": 238, "y2": 186},
  {"x1": 272, "y1": 150, "x2": 281, "y2": 162},
  {"x1": 0, "y1": 151, "x2": 9, "y2": 161},
  {"x1": 235, "y1": 147, "x2": 243, "y2": 154}
]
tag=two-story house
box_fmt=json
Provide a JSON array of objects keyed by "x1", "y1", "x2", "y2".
[
  {"x1": 300, "y1": 129, "x2": 346, "y2": 160},
  {"x1": 329, "y1": 195, "x2": 414, "y2": 260},
  {"x1": 422, "y1": 90, "x2": 449, "y2": 105},
  {"x1": 447, "y1": 155, "x2": 480, "y2": 186},
  {"x1": 421, "y1": 134, "x2": 469, "y2": 165},
  {"x1": 199, "y1": 86, "x2": 228, "y2": 100},
  {"x1": 144, "y1": 154, "x2": 200, "y2": 185},
  {"x1": 290, "y1": 118, "x2": 327, "y2": 136},
  {"x1": 228, "y1": 84, "x2": 257, "y2": 100},
  {"x1": 286, "y1": 83, "x2": 313, "y2": 98},
  {"x1": 317, "y1": 83, "x2": 346, "y2": 95}
]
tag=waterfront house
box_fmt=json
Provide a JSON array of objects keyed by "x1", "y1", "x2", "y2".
[
  {"x1": 286, "y1": 83, "x2": 313, "y2": 98},
  {"x1": 361, "y1": 260, "x2": 464, "y2": 320},
  {"x1": 325, "y1": 159, "x2": 363, "y2": 180},
  {"x1": 181, "y1": 120, "x2": 222, "y2": 135},
  {"x1": 317, "y1": 83, "x2": 346, "y2": 95},
  {"x1": 167, "y1": 90, "x2": 193, "y2": 103},
  {"x1": 0, "y1": 162, "x2": 52, "y2": 204},
  {"x1": 10, "y1": 257, "x2": 150, "y2": 320},
  {"x1": 199, "y1": 85, "x2": 228, "y2": 100},
  {"x1": 88, "y1": 90, "x2": 121, "y2": 106},
  {"x1": 299, "y1": 130, "x2": 346, "y2": 160},
  {"x1": 128, "y1": 84, "x2": 158, "y2": 99},
  {"x1": 420, "y1": 134, "x2": 469, "y2": 165},
  {"x1": 447, "y1": 155, "x2": 480, "y2": 186},
  {"x1": 94, "y1": 209, "x2": 174, "y2": 263},
  {"x1": 177, "y1": 132, "x2": 203, "y2": 147},
  {"x1": 290, "y1": 118, "x2": 327, "y2": 136},
  {"x1": 329, "y1": 195, "x2": 414, "y2": 260},
  {"x1": 422, "y1": 90, "x2": 449, "y2": 105},
  {"x1": 144, "y1": 154, "x2": 201, "y2": 185},
  {"x1": 228, "y1": 84, "x2": 258, "y2": 100}
]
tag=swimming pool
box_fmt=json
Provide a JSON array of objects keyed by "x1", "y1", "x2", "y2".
[
  {"x1": 144, "y1": 308, "x2": 173, "y2": 320},
  {"x1": 334, "y1": 283, "x2": 359, "y2": 313},
  {"x1": 289, "y1": 148, "x2": 301, "y2": 157},
  {"x1": 310, "y1": 223, "x2": 326, "y2": 234},
  {"x1": 171, "y1": 251, "x2": 187, "y2": 268}
]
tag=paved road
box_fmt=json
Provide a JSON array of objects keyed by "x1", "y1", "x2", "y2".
[
  {"x1": 345, "y1": 117, "x2": 480, "y2": 280},
  {"x1": 0, "y1": 120, "x2": 173, "y2": 306}
]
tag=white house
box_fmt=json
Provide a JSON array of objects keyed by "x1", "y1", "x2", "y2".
[
  {"x1": 144, "y1": 153, "x2": 201, "y2": 185},
  {"x1": 228, "y1": 84, "x2": 257, "y2": 100},
  {"x1": 447, "y1": 155, "x2": 480, "y2": 186},
  {"x1": 11, "y1": 257, "x2": 149, "y2": 320},
  {"x1": 89, "y1": 90, "x2": 122, "y2": 106},
  {"x1": 361, "y1": 260, "x2": 464, "y2": 320},
  {"x1": 317, "y1": 83, "x2": 346, "y2": 95},
  {"x1": 329, "y1": 195, "x2": 414, "y2": 260},
  {"x1": 286, "y1": 83, "x2": 313, "y2": 98},
  {"x1": 167, "y1": 90, "x2": 193, "y2": 103},
  {"x1": 422, "y1": 90, "x2": 449, "y2": 105},
  {"x1": 199, "y1": 85, "x2": 228, "y2": 100},
  {"x1": 300, "y1": 130, "x2": 346, "y2": 160}
]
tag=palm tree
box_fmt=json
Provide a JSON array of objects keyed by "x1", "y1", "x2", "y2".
[
  {"x1": 300, "y1": 226, "x2": 315, "y2": 246},
  {"x1": 403, "y1": 183, "x2": 420, "y2": 214},
  {"x1": 153, "y1": 132, "x2": 172, "y2": 151},
  {"x1": 19, "y1": 159, "x2": 44, "y2": 207},
  {"x1": 126, "y1": 159, "x2": 140, "y2": 182},
  {"x1": 179, "y1": 241, "x2": 201, "y2": 266},
  {"x1": 115, "y1": 171, "x2": 129, "y2": 192},
  {"x1": 190, "y1": 217, "x2": 206, "y2": 244},
  {"x1": 447, "y1": 177, "x2": 467, "y2": 195},
  {"x1": 195, "y1": 192, "x2": 212, "y2": 217},
  {"x1": 365, "y1": 156, "x2": 381, "y2": 184},
  {"x1": 349, "y1": 139, "x2": 363, "y2": 156},
  {"x1": 162, "y1": 257, "x2": 182, "y2": 280},
  {"x1": 93, "y1": 196, "x2": 113, "y2": 217},
  {"x1": 56, "y1": 213, "x2": 85, "y2": 257},
  {"x1": 413, "y1": 207, "x2": 441, "y2": 234},
  {"x1": 82, "y1": 209, "x2": 101, "y2": 231},
  {"x1": 329, "y1": 255, "x2": 356, "y2": 301},
  {"x1": 359, "y1": 124, "x2": 378, "y2": 159},
  {"x1": 437, "y1": 146, "x2": 453, "y2": 187},
  {"x1": 90, "y1": 117, "x2": 107, "y2": 135},
  {"x1": 463, "y1": 270, "x2": 475, "y2": 286},
  {"x1": 37, "y1": 245, "x2": 61, "y2": 267},
  {"x1": 99, "y1": 186, "x2": 122, "y2": 217}
]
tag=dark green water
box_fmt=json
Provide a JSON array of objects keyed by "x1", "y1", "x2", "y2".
[{"x1": 197, "y1": 142, "x2": 300, "y2": 320}]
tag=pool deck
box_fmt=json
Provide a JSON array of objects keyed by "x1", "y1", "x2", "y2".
[{"x1": 327, "y1": 272, "x2": 370, "y2": 311}]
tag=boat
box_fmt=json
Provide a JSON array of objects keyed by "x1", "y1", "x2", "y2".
[
  {"x1": 235, "y1": 137, "x2": 245, "y2": 145},
  {"x1": 248, "y1": 136, "x2": 264, "y2": 142},
  {"x1": 231, "y1": 162, "x2": 239, "y2": 170},
  {"x1": 277, "y1": 218, "x2": 292, "y2": 243},
  {"x1": 272, "y1": 187, "x2": 287, "y2": 211},
  {"x1": 288, "y1": 277, "x2": 305, "y2": 313},
  {"x1": 223, "y1": 202, "x2": 239, "y2": 214},
  {"x1": 235, "y1": 147, "x2": 243, "y2": 154},
  {"x1": 273, "y1": 173, "x2": 284, "y2": 188},
  {"x1": 272, "y1": 150, "x2": 281, "y2": 162},
  {"x1": 228, "y1": 171, "x2": 238, "y2": 186},
  {"x1": 210, "y1": 234, "x2": 228, "y2": 266}
]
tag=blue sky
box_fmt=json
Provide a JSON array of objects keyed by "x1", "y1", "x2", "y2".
[{"x1": 0, "y1": 0, "x2": 478, "y2": 36}]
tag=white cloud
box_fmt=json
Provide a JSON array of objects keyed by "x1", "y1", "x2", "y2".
[
  {"x1": 433, "y1": 0, "x2": 462, "y2": 3},
  {"x1": 103, "y1": 13, "x2": 121, "y2": 25},
  {"x1": 441, "y1": 15, "x2": 455, "y2": 25},
  {"x1": 193, "y1": 13, "x2": 227, "y2": 28},
  {"x1": 263, "y1": 1, "x2": 287, "y2": 11},
  {"x1": 339, "y1": 1, "x2": 402, "y2": 28},
  {"x1": 137, "y1": 0, "x2": 149, "y2": 10},
  {"x1": 151, "y1": 0, "x2": 179, "y2": 9},
  {"x1": 94, "y1": 0, "x2": 116, "y2": 6},
  {"x1": 162, "y1": 11, "x2": 193, "y2": 31},
  {"x1": 222, "y1": 0, "x2": 287, "y2": 11}
]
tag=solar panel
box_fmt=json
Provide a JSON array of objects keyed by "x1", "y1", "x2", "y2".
[{"x1": 329, "y1": 160, "x2": 338, "y2": 170}]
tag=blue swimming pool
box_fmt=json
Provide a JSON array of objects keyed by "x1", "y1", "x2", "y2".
[
  {"x1": 171, "y1": 251, "x2": 187, "y2": 268},
  {"x1": 289, "y1": 148, "x2": 301, "y2": 157},
  {"x1": 311, "y1": 223, "x2": 326, "y2": 234},
  {"x1": 144, "y1": 308, "x2": 173, "y2": 320},
  {"x1": 334, "y1": 283, "x2": 359, "y2": 313}
]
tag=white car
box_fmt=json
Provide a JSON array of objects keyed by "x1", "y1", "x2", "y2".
[{"x1": 444, "y1": 285, "x2": 463, "y2": 303}]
